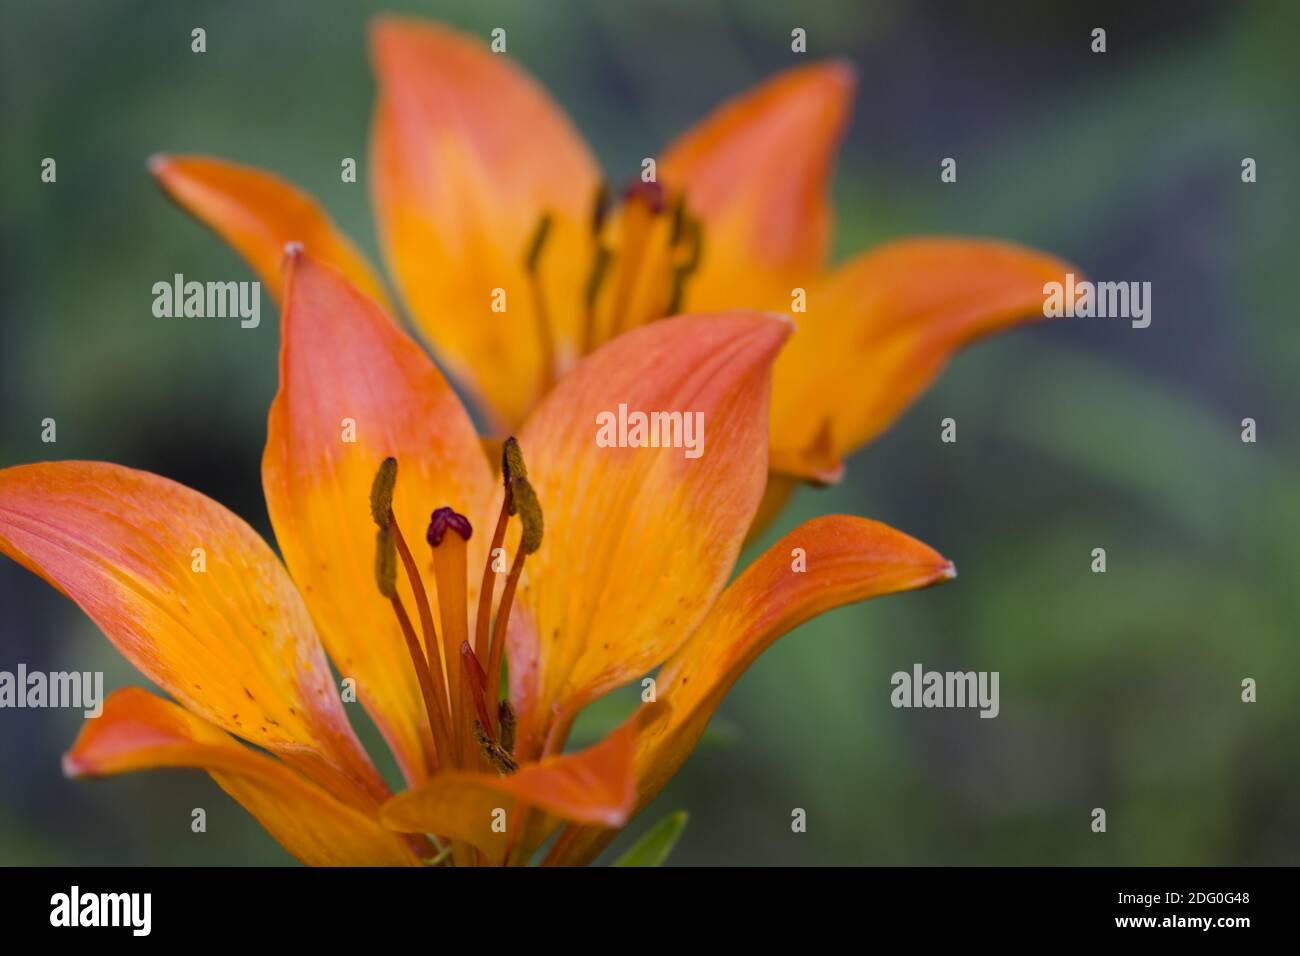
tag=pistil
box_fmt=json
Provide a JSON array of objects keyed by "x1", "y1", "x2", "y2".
[
  {"x1": 581, "y1": 178, "x2": 706, "y2": 352},
  {"x1": 370, "y1": 440, "x2": 544, "y2": 790},
  {"x1": 604, "y1": 180, "x2": 664, "y2": 340},
  {"x1": 427, "y1": 507, "x2": 472, "y2": 764}
]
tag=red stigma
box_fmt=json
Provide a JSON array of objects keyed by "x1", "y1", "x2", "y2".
[{"x1": 427, "y1": 506, "x2": 473, "y2": 547}]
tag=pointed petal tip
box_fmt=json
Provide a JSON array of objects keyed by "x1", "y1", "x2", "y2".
[
  {"x1": 940, "y1": 560, "x2": 957, "y2": 581},
  {"x1": 817, "y1": 57, "x2": 858, "y2": 93},
  {"x1": 145, "y1": 153, "x2": 171, "y2": 178},
  {"x1": 368, "y1": 13, "x2": 472, "y2": 68},
  {"x1": 60, "y1": 752, "x2": 84, "y2": 779}
]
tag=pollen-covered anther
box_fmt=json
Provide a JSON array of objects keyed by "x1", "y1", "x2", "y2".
[
  {"x1": 474, "y1": 721, "x2": 519, "y2": 774},
  {"x1": 374, "y1": 525, "x2": 397, "y2": 598},
  {"x1": 497, "y1": 700, "x2": 517, "y2": 754},
  {"x1": 512, "y1": 478, "x2": 544, "y2": 555},
  {"x1": 369, "y1": 456, "x2": 398, "y2": 527},
  {"x1": 524, "y1": 212, "x2": 553, "y2": 275},
  {"x1": 501, "y1": 436, "x2": 527, "y2": 515},
  {"x1": 481, "y1": 436, "x2": 544, "y2": 721},
  {"x1": 590, "y1": 181, "x2": 610, "y2": 234},
  {"x1": 522, "y1": 212, "x2": 559, "y2": 390}
]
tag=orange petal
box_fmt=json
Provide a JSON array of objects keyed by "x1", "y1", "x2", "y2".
[
  {"x1": 512, "y1": 312, "x2": 790, "y2": 756},
  {"x1": 0, "y1": 460, "x2": 388, "y2": 810},
  {"x1": 380, "y1": 706, "x2": 654, "y2": 861},
  {"x1": 149, "y1": 154, "x2": 390, "y2": 306},
  {"x1": 370, "y1": 17, "x2": 599, "y2": 429},
  {"x1": 265, "y1": 249, "x2": 495, "y2": 785},
  {"x1": 66, "y1": 689, "x2": 418, "y2": 866},
  {"x1": 769, "y1": 238, "x2": 1074, "y2": 476},
  {"x1": 661, "y1": 62, "x2": 855, "y2": 312},
  {"x1": 546, "y1": 514, "x2": 954, "y2": 865}
]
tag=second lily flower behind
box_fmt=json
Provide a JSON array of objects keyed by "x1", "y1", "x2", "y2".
[{"x1": 150, "y1": 15, "x2": 1074, "y2": 518}]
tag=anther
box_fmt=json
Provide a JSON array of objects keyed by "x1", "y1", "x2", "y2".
[
  {"x1": 474, "y1": 721, "x2": 519, "y2": 774},
  {"x1": 374, "y1": 526, "x2": 397, "y2": 598},
  {"x1": 665, "y1": 214, "x2": 704, "y2": 317},
  {"x1": 484, "y1": 439, "x2": 544, "y2": 716},
  {"x1": 669, "y1": 193, "x2": 686, "y2": 246},
  {"x1": 512, "y1": 478, "x2": 544, "y2": 555},
  {"x1": 523, "y1": 212, "x2": 559, "y2": 391},
  {"x1": 590, "y1": 181, "x2": 610, "y2": 235},
  {"x1": 474, "y1": 442, "x2": 519, "y2": 659},
  {"x1": 581, "y1": 244, "x2": 613, "y2": 354},
  {"x1": 497, "y1": 701, "x2": 517, "y2": 754},
  {"x1": 524, "y1": 212, "x2": 552, "y2": 274},
  {"x1": 369, "y1": 456, "x2": 398, "y2": 527}
]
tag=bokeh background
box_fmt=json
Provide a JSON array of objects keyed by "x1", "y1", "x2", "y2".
[{"x1": 2, "y1": 0, "x2": 1297, "y2": 865}]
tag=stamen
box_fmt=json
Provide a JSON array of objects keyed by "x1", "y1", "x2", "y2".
[
  {"x1": 390, "y1": 516, "x2": 453, "y2": 738},
  {"x1": 484, "y1": 441, "x2": 544, "y2": 717},
  {"x1": 374, "y1": 525, "x2": 397, "y2": 599},
  {"x1": 427, "y1": 506, "x2": 473, "y2": 763},
  {"x1": 388, "y1": 590, "x2": 445, "y2": 771},
  {"x1": 581, "y1": 244, "x2": 613, "y2": 355},
  {"x1": 664, "y1": 214, "x2": 703, "y2": 317},
  {"x1": 511, "y1": 478, "x2": 544, "y2": 556},
  {"x1": 524, "y1": 213, "x2": 552, "y2": 274},
  {"x1": 590, "y1": 181, "x2": 610, "y2": 235},
  {"x1": 485, "y1": 534, "x2": 527, "y2": 718},
  {"x1": 523, "y1": 212, "x2": 558, "y2": 392},
  {"x1": 370, "y1": 457, "x2": 398, "y2": 525},
  {"x1": 475, "y1": 438, "x2": 524, "y2": 732},
  {"x1": 460, "y1": 641, "x2": 495, "y2": 738},
  {"x1": 473, "y1": 721, "x2": 519, "y2": 775},
  {"x1": 668, "y1": 193, "x2": 686, "y2": 246},
  {"x1": 369, "y1": 458, "x2": 453, "y2": 767},
  {"x1": 497, "y1": 701, "x2": 517, "y2": 754}
]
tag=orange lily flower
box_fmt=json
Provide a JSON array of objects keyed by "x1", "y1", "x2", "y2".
[
  {"x1": 150, "y1": 16, "x2": 1074, "y2": 525},
  {"x1": 0, "y1": 250, "x2": 955, "y2": 865}
]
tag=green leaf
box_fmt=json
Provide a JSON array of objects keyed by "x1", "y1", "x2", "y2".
[{"x1": 613, "y1": 811, "x2": 689, "y2": 867}]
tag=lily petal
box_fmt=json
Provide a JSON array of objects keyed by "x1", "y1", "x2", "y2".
[
  {"x1": 66, "y1": 688, "x2": 418, "y2": 866},
  {"x1": 149, "y1": 154, "x2": 390, "y2": 306},
  {"x1": 546, "y1": 514, "x2": 954, "y2": 865},
  {"x1": 513, "y1": 312, "x2": 790, "y2": 755},
  {"x1": 265, "y1": 249, "x2": 495, "y2": 785},
  {"x1": 662, "y1": 62, "x2": 855, "y2": 311},
  {"x1": 370, "y1": 17, "x2": 599, "y2": 429},
  {"x1": 769, "y1": 238, "x2": 1075, "y2": 477},
  {"x1": 380, "y1": 706, "x2": 652, "y2": 861},
  {"x1": 0, "y1": 460, "x2": 387, "y2": 810}
]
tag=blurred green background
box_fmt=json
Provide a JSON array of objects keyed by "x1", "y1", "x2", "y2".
[{"x1": 2, "y1": 0, "x2": 1297, "y2": 865}]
